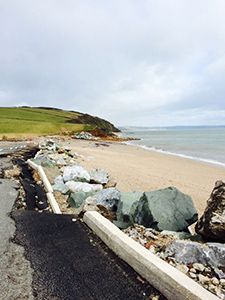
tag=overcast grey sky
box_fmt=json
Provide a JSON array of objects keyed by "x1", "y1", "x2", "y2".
[{"x1": 1, "y1": 1, "x2": 225, "y2": 127}]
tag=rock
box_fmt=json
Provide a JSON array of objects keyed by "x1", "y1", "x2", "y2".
[
  {"x1": 53, "y1": 175, "x2": 64, "y2": 185},
  {"x1": 48, "y1": 154, "x2": 67, "y2": 166},
  {"x1": 75, "y1": 196, "x2": 97, "y2": 216},
  {"x1": 31, "y1": 155, "x2": 56, "y2": 168},
  {"x1": 113, "y1": 220, "x2": 132, "y2": 229},
  {"x1": 198, "y1": 274, "x2": 210, "y2": 283},
  {"x1": 220, "y1": 279, "x2": 225, "y2": 286},
  {"x1": 116, "y1": 191, "x2": 143, "y2": 228},
  {"x1": 104, "y1": 176, "x2": 117, "y2": 188},
  {"x1": 91, "y1": 184, "x2": 103, "y2": 192},
  {"x1": 65, "y1": 181, "x2": 94, "y2": 193},
  {"x1": 190, "y1": 268, "x2": 196, "y2": 273},
  {"x1": 52, "y1": 183, "x2": 70, "y2": 195},
  {"x1": 69, "y1": 191, "x2": 95, "y2": 208},
  {"x1": 88, "y1": 168, "x2": 108, "y2": 184},
  {"x1": 74, "y1": 131, "x2": 98, "y2": 140},
  {"x1": 175, "y1": 264, "x2": 189, "y2": 274},
  {"x1": 161, "y1": 230, "x2": 202, "y2": 241},
  {"x1": 165, "y1": 240, "x2": 224, "y2": 268},
  {"x1": 4, "y1": 166, "x2": 21, "y2": 178},
  {"x1": 193, "y1": 263, "x2": 205, "y2": 272},
  {"x1": 211, "y1": 277, "x2": 220, "y2": 286},
  {"x1": 189, "y1": 272, "x2": 197, "y2": 279},
  {"x1": 63, "y1": 165, "x2": 90, "y2": 183},
  {"x1": 96, "y1": 188, "x2": 120, "y2": 211},
  {"x1": 133, "y1": 187, "x2": 198, "y2": 231},
  {"x1": 195, "y1": 180, "x2": 225, "y2": 242},
  {"x1": 206, "y1": 243, "x2": 225, "y2": 268}
]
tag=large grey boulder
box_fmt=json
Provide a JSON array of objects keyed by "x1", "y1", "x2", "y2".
[
  {"x1": 206, "y1": 243, "x2": 225, "y2": 267},
  {"x1": 65, "y1": 181, "x2": 94, "y2": 193},
  {"x1": 53, "y1": 175, "x2": 64, "y2": 185},
  {"x1": 115, "y1": 191, "x2": 143, "y2": 228},
  {"x1": 165, "y1": 240, "x2": 225, "y2": 268},
  {"x1": 133, "y1": 187, "x2": 198, "y2": 231},
  {"x1": 69, "y1": 191, "x2": 95, "y2": 208},
  {"x1": 63, "y1": 165, "x2": 90, "y2": 183},
  {"x1": 52, "y1": 183, "x2": 70, "y2": 195},
  {"x1": 96, "y1": 188, "x2": 120, "y2": 211},
  {"x1": 48, "y1": 154, "x2": 67, "y2": 166},
  {"x1": 88, "y1": 168, "x2": 108, "y2": 184},
  {"x1": 161, "y1": 230, "x2": 203, "y2": 242},
  {"x1": 195, "y1": 180, "x2": 225, "y2": 242},
  {"x1": 31, "y1": 155, "x2": 55, "y2": 168}
]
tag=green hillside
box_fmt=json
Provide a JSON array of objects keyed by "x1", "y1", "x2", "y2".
[{"x1": 0, "y1": 107, "x2": 119, "y2": 138}]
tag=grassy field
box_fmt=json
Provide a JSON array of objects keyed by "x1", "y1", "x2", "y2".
[{"x1": 0, "y1": 107, "x2": 114, "y2": 139}]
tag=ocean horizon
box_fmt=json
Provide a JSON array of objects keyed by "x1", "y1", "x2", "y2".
[{"x1": 119, "y1": 125, "x2": 225, "y2": 168}]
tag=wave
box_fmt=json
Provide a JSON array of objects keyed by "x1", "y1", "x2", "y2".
[{"x1": 123, "y1": 141, "x2": 225, "y2": 168}]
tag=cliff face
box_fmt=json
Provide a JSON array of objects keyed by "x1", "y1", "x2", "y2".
[{"x1": 66, "y1": 113, "x2": 120, "y2": 133}]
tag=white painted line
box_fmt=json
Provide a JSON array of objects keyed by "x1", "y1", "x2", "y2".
[
  {"x1": 46, "y1": 192, "x2": 62, "y2": 214},
  {"x1": 83, "y1": 211, "x2": 219, "y2": 300}
]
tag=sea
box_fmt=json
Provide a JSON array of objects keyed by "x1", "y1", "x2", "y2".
[{"x1": 119, "y1": 126, "x2": 225, "y2": 168}]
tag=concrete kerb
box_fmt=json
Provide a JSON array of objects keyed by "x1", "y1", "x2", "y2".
[
  {"x1": 27, "y1": 159, "x2": 61, "y2": 214},
  {"x1": 27, "y1": 159, "x2": 38, "y2": 170},
  {"x1": 83, "y1": 211, "x2": 219, "y2": 300},
  {"x1": 46, "y1": 192, "x2": 61, "y2": 214}
]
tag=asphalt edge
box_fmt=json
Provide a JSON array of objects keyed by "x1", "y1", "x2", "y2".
[{"x1": 83, "y1": 211, "x2": 219, "y2": 300}]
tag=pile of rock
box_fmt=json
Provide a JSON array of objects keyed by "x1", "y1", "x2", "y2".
[
  {"x1": 30, "y1": 139, "x2": 118, "y2": 213},
  {"x1": 123, "y1": 224, "x2": 225, "y2": 298},
  {"x1": 73, "y1": 131, "x2": 98, "y2": 140},
  {"x1": 52, "y1": 165, "x2": 119, "y2": 211}
]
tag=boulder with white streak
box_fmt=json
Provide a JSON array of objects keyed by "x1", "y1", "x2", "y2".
[{"x1": 63, "y1": 165, "x2": 90, "y2": 183}]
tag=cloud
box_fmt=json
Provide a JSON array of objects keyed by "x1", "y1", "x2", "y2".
[{"x1": 0, "y1": 0, "x2": 225, "y2": 126}]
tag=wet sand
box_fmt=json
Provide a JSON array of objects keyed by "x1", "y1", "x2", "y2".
[{"x1": 61, "y1": 139, "x2": 225, "y2": 216}]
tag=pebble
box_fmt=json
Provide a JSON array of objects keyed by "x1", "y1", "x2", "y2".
[
  {"x1": 198, "y1": 274, "x2": 210, "y2": 283},
  {"x1": 149, "y1": 245, "x2": 156, "y2": 254},
  {"x1": 212, "y1": 277, "x2": 220, "y2": 286},
  {"x1": 189, "y1": 272, "x2": 197, "y2": 279},
  {"x1": 176, "y1": 264, "x2": 189, "y2": 274},
  {"x1": 204, "y1": 267, "x2": 211, "y2": 273},
  {"x1": 144, "y1": 231, "x2": 158, "y2": 239},
  {"x1": 220, "y1": 279, "x2": 225, "y2": 286},
  {"x1": 190, "y1": 268, "x2": 196, "y2": 273},
  {"x1": 193, "y1": 263, "x2": 205, "y2": 272},
  {"x1": 208, "y1": 284, "x2": 218, "y2": 293}
]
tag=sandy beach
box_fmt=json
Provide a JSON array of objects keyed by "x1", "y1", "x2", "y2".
[{"x1": 60, "y1": 139, "x2": 225, "y2": 216}]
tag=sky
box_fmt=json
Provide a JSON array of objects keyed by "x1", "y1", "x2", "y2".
[{"x1": 1, "y1": 0, "x2": 225, "y2": 127}]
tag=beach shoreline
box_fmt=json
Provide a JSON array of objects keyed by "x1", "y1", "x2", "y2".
[{"x1": 59, "y1": 138, "x2": 225, "y2": 216}]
